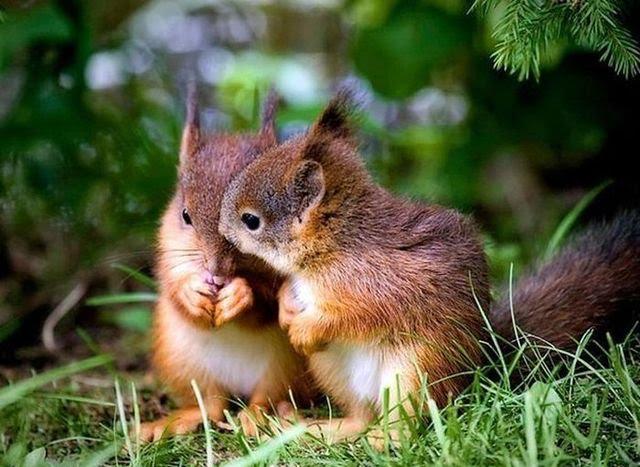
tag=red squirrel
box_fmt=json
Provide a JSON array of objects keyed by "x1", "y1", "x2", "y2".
[
  {"x1": 139, "y1": 88, "x2": 314, "y2": 442},
  {"x1": 218, "y1": 89, "x2": 640, "y2": 445},
  {"x1": 218, "y1": 90, "x2": 490, "y2": 444}
]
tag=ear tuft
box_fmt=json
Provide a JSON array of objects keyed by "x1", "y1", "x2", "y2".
[
  {"x1": 313, "y1": 85, "x2": 360, "y2": 139},
  {"x1": 304, "y1": 85, "x2": 361, "y2": 161},
  {"x1": 260, "y1": 87, "x2": 280, "y2": 143},
  {"x1": 180, "y1": 80, "x2": 201, "y2": 163}
]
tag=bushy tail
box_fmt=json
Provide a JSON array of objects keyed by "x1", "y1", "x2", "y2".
[{"x1": 490, "y1": 211, "x2": 640, "y2": 350}]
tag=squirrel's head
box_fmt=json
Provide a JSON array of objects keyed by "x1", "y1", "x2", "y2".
[
  {"x1": 219, "y1": 89, "x2": 371, "y2": 274},
  {"x1": 159, "y1": 85, "x2": 279, "y2": 290}
]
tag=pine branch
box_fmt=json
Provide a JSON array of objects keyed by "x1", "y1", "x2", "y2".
[
  {"x1": 473, "y1": 0, "x2": 640, "y2": 79},
  {"x1": 574, "y1": 0, "x2": 640, "y2": 77}
]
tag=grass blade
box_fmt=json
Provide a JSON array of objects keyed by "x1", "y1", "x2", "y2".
[
  {"x1": 223, "y1": 425, "x2": 306, "y2": 467},
  {"x1": 0, "y1": 355, "x2": 112, "y2": 410},
  {"x1": 524, "y1": 391, "x2": 538, "y2": 466},
  {"x1": 75, "y1": 443, "x2": 119, "y2": 467},
  {"x1": 131, "y1": 381, "x2": 141, "y2": 455},
  {"x1": 545, "y1": 180, "x2": 611, "y2": 259},
  {"x1": 427, "y1": 398, "x2": 446, "y2": 450},
  {"x1": 86, "y1": 293, "x2": 157, "y2": 306},
  {"x1": 114, "y1": 379, "x2": 134, "y2": 463},
  {"x1": 112, "y1": 263, "x2": 157, "y2": 290},
  {"x1": 191, "y1": 379, "x2": 214, "y2": 467}
]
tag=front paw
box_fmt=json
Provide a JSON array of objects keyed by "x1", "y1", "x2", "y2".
[
  {"x1": 214, "y1": 277, "x2": 254, "y2": 327},
  {"x1": 278, "y1": 281, "x2": 304, "y2": 330},
  {"x1": 288, "y1": 314, "x2": 327, "y2": 356},
  {"x1": 179, "y1": 274, "x2": 217, "y2": 323}
]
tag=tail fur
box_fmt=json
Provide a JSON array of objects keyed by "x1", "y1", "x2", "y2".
[{"x1": 490, "y1": 211, "x2": 640, "y2": 350}]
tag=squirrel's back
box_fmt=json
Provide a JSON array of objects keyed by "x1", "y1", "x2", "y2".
[{"x1": 490, "y1": 211, "x2": 640, "y2": 349}]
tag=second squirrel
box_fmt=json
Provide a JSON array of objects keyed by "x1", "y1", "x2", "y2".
[
  {"x1": 140, "y1": 89, "x2": 314, "y2": 442},
  {"x1": 219, "y1": 90, "x2": 490, "y2": 444}
]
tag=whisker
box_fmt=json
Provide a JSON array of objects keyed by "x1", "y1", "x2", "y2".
[
  {"x1": 160, "y1": 252, "x2": 201, "y2": 257},
  {"x1": 101, "y1": 251, "x2": 155, "y2": 261},
  {"x1": 160, "y1": 255, "x2": 202, "y2": 263},
  {"x1": 158, "y1": 248, "x2": 201, "y2": 253},
  {"x1": 165, "y1": 259, "x2": 201, "y2": 273}
]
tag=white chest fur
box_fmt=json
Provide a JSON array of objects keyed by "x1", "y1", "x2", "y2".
[
  {"x1": 166, "y1": 311, "x2": 281, "y2": 397},
  {"x1": 291, "y1": 277, "x2": 404, "y2": 407},
  {"x1": 318, "y1": 343, "x2": 403, "y2": 407}
]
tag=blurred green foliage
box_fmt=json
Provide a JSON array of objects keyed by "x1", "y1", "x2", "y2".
[
  {"x1": 0, "y1": 4, "x2": 72, "y2": 69},
  {"x1": 351, "y1": 2, "x2": 471, "y2": 98},
  {"x1": 0, "y1": 0, "x2": 638, "y2": 350}
]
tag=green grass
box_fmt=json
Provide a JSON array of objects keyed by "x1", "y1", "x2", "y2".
[
  {"x1": 1, "y1": 331, "x2": 638, "y2": 466},
  {"x1": 4, "y1": 190, "x2": 636, "y2": 465}
]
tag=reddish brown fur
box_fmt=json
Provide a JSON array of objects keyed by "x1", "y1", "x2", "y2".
[
  {"x1": 141, "y1": 90, "x2": 314, "y2": 441},
  {"x1": 218, "y1": 91, "x2": 640, "y2": 447},
  {"x1": 219, "y1": 90, "x2": 490, "y2": 443},
  {"x1": 491, "y1": 211, "x2": 640, "y2": 349}
]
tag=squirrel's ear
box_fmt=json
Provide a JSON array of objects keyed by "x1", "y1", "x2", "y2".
[
  {"x1": 259, "y1": 87, "x2": 279, "y2": 145},
  {"x1": 290, "y1": 160, "x2": 325, "y2": 218},
  {"x1": 179, "y1": 81, "x2": 200, "y2": 164},
  {"x1": 304, "y1": 87, "x2": 357, "y2": 161}
]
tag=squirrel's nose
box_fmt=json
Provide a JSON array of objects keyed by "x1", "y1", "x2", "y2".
[
  {"x1": 201, "y1": 270, "x2": 229, "y2": 291},
  {"x1": 201, "y1": 270, "x2": 215, "y2": 286},
  {"x1": 211, "y1": 276, "x2": 227, "y2": 287}
]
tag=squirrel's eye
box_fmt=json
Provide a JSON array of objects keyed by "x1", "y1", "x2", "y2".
[
  {"x1": 241, "y1": 213, "x2": 261, "y2": 231},
  {"x1": 182, "y1": 208, "x2": 192, "y2": 225}
]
